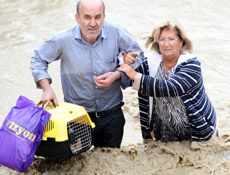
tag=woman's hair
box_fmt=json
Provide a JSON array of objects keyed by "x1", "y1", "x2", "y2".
[{"x1": 145, "y1": 21, "x2": 193, "y2": 54}]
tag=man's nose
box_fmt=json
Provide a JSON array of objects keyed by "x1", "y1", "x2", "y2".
[{"x1": 89, "y1": 19, "x2": 96, "y2": 26}]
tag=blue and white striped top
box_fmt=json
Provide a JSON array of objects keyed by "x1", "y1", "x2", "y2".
[{"x1": 133, "y1": 52, "x2": 217, "y2": 142}]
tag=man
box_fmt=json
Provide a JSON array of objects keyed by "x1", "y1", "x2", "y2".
[{"x1": 30, "y1": 0, "x2": 144, "y2": 148}]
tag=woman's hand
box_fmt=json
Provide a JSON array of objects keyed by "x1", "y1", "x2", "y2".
[
  {"x1": 119, "y1": 64, "x2": 138, "y2": 80},
  {"x1": 123, "y1": 52, "x2": 139, "y2": 64}
]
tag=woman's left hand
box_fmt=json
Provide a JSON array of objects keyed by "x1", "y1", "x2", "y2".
[
  {"x1": 123, "y1": 52, "x2": 139, "y2": 64},
  {"x1": 119, "y1": 64, "x2": 138, "y2": 80}
]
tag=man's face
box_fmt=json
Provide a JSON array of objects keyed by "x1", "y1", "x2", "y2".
[{"x1": 75, "y1": 1, "x2": 105, "y2": 44}]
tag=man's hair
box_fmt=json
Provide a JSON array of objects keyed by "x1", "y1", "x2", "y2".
[{"x1": 76, "y1": 0, "x2": 105, "y2": 15}]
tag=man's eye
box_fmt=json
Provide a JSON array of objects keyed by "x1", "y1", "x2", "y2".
[{"x1": 95, "y1": 15, "x2": 101, "y2": 20}]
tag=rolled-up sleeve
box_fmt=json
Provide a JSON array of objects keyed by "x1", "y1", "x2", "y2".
[{"x1": 30, "y1": 35, "x2": 62, "y2": 88}]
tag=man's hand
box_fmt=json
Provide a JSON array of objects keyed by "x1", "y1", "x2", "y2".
[
  {"x1": 94, "y1": 71, "x2": 121, "y2": 88},
  {"x1": 123, "y1": 51, "x2": 139, "y2": 64},
  {"x1": 38, "y1": 79, "x2": 58, "y2": 106}
]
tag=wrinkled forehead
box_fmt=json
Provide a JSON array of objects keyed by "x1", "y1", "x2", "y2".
[
  {"x1": 160, "y1": 28, "x2": 177, "y2": 35},
  {"x1": 160, "y1": 28, "x2": 180, "y2": 38}
]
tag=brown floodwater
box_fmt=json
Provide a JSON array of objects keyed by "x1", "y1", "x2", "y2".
[{"x1": 1, "y1": 0, "x2": 230, "y2": 174}]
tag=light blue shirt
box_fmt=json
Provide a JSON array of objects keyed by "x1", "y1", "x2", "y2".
[{"x1": 30, "y1": 21, "x2": 144, "y2": 112}]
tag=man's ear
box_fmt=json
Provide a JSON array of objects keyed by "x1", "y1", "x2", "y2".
[{"x1": 75, "y1": 13, "x2": 80, "y2": 24}]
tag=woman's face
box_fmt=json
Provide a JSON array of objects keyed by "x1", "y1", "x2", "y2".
[{"x1": 158, "y1": 29, "x2": 183, "y2": 60}]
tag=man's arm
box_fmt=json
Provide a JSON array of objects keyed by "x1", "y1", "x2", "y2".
[
  {"x1": 38, "y1": 79, "x2": 58, "y2": 105},
  {"x1": 94, "y1": 71, "x2": 121, "y2": 88},
  {"x1": 94, "y1": 25, "x2": 144, "y2": 89},
  {"x1": 30, "y1": 34, "x2": 62, "y2": 103},
  {"x1": 116, "y1": 25, "x2": 145, "y2": 88}
]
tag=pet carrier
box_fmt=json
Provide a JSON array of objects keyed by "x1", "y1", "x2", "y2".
[{"x1": 36, "y1": 102, "x2": 95, "y2": 158}]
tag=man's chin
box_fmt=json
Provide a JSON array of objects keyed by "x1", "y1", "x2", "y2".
[{"x1": 88, "y1": 33, "x2": 99, "y2": 39}]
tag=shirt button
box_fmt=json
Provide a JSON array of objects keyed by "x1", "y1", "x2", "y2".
[
  {"x1": 96, "y1": 100, "x2": 99, "y2": 103},
  {"x1": 96, "y1": 86, "x2": 98, "y2": 88}
]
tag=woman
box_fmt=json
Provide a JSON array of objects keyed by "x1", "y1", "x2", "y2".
[{"x1": 120, "y1": 21, "x2": 217, "y2": 148}]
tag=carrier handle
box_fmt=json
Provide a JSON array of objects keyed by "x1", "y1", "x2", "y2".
[
  {"x1": 37, "y1": 100, "x2": 56, "y2": 108},
  {"x1": 50, "y1": 100, "x2": 56, "y2": 108}
]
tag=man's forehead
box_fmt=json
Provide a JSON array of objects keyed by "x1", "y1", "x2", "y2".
[
  {"x1": 80, "y1": 0, "x2": 102, "y2": 3},
  {"x1": 80, "y1": 0, "x2": 103, "y2": 7},
  {"x1": 79, "y1": 0, "x2": 104, "y2": 15}
]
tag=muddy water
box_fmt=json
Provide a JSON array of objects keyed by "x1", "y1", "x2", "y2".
[{"x1": 0, "y1": 0, "x2": 230, "y2": 174}]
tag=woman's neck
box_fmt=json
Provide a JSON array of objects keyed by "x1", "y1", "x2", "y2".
[{"x1": 162, "y1": 56, "x2": 179, "y2": 72}]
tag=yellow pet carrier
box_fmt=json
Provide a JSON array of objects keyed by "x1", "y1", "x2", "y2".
[{"x1": 36, "y1": 102, "x2": 95, "y2": 158}]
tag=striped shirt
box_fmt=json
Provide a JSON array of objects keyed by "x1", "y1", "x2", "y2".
[{"x1": 134, "y1": 53, "x2": 217, "y2": 142}]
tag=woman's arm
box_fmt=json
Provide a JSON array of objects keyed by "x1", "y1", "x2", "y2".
[
  {"x1": 121, "y1": 58, "x2": 201, "y2": 97},
  {"x1": 140, "y1": 58, "x2": 201, "y2": 97}
]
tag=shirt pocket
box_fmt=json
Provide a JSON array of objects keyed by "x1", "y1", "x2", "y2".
[
  {"x1": 105, "y1": 54, "x2": 116, "y2": 63},
  {"x1": 104, "y1": 54, "x2": 118, "y2": 71}
]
